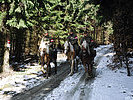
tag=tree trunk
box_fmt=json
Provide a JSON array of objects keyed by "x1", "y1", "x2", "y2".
[
  {"x1": 95, "y1": 27, "x2": 98, "y2": 42},
  {"x1": 102, "y1": 30, "x2": 105, "y2": 44},
  {"x1": 125, "y1": 56, "x2": 130, "y2": 76},
  {"x1": 93, "y1": 25, "x2": 96, "y2": 41},
  {"x1": 14, "y1": 28, "x2": 25, "y2": 62},
  {"x1": 0, "y1": 33, "x2": 4, "y2": 72},
  {"x1": 2, "y1": 36, "x2": 12, "y2": 73}
]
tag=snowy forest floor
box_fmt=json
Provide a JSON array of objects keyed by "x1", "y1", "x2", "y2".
[{"x1": 0, "y1": 44, "x2": 133, "y2": 100}]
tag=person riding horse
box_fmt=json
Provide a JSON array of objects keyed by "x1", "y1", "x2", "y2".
[
  {"x1": 44, "y1": 33, "x2": 56, "y2": 50},
  {"x1": 80, "y1": 32, "x2": 96, "y2": 61},
  {"x1": 67, "y1": 29, "x2": 80, "y2": 58},
  {"x1": 79, "y1": 32, "x2": 96, "y2": 77},
  {"x1": 39, "y1": 33, "x2": 57, "y2": 78},
  {"x1": 64, "y1": 29, "x2": 80, "y2": 75},
  {"x1": 80, "y1": 32, "x2": 96, "y2": 64}
]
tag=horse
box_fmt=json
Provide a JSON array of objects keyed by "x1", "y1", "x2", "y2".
[
  {"x1": 80, "y1": 40, "x2": 94, "y2": 78},
  {"x1": 39, "y1": 37, "x2": 57, "y2": 78},
  {"x1": 64, "y1": 41, "x2": 79, "y2": 76}
]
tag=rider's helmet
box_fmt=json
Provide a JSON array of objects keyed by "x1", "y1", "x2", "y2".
[
  {"x1": 50, "y1": 39, "x2": 54, "y2": 43},
  {"x1": 43, "y1": 33, "x2": 50, "y2": 41}
]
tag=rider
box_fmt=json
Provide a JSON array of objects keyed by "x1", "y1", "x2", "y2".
[
  {"x1": 43, "y1": 33, "x2": 55, "y2": 46},
  {"x1": 44, "y1": 33, "x2": 50, "y2": 40},
  {"x1": 49, "y1": 37, "x2": 56, "y2": 50},
  {"x1": 80, "y1": 32, "x2": 92, "y2": 47},
  {"x1": 41, "y1": 33, "x2": 57, "y2": 52},
  {"x1": 67, "y1": 28, "x2": 80, "y2": 56},
  {"x1": 44, "y1": 33, "x2": 57, "y2": 59},
  {"x1": 39, "y1": 33, "x2": 50, "y2": 53},
  {"x1": 80, "y1": 31, "x2": 96, "y2": 63}
]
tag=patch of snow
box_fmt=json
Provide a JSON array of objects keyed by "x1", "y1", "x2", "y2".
[
  {"x1": 1, "y1": 44, "x2": 133, "y2": 100},
  {"x1": 90, "y1": 46, "x2": 133, "y2": 100},
  {"x1": 43, "y1": 44, "x2": 133, "y2": 100}
]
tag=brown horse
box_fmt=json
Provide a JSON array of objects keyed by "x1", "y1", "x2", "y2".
[
  {"x1": 80, "y1": 40, "x2": 94, "y2": 77},
  {"x1": 39, "y1": 38, "x2": 57, "y2": 78},
  {"x1": 64, "y1": 41, "x2": 79, "y2": 76}
]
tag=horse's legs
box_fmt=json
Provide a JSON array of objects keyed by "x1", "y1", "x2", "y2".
[
  {"x1": 88, "y1": 63, "x2": 93, "y2": 77},
  {"x1": 54, "y1": 59, "x2": 57, "y2": 74},
  {"x1": 45, "y1": 61, "x2": 50, "y2": 79},
  {"x1": 41, "y1": 55, "x2": 46, "y2": 74},
  {"x1": 41, "y1": 55, "x2": 44, "y2": 67},
  {"x1": 69, "y1": 59, "x2": 74, "y2": 76},
  {"x1": 83, "y1": 62, "x2": 88, "y2": 73},
  {"x1": 48, "y1": 60, "x2": 51, "y2": 75},
  {"x1": 82, "y1": 62, "x2": 89, "y2": 78},
  {"x1": 46, "y1": 63, "x2": 49, "y2": 79},
  {"x1": 74, "y1": 58, "x2": 78, "y2": 72}
]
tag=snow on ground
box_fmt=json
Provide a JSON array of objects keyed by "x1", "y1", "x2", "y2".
[
  {"x1": 0, "y1": 52, "x2": 67, "y2": 100},
  {"x1": 0, "y1": 44, "x2": 133, "y2": 100},
  {"x1": 43, "y1": 44, "x2": 133, "y2": 100},
  {"x1": 44, "y1": 68, "x2": 85, "y2": 100},
  {"x1": 90, "y1": 52, "x2": 133, "y2": 100}
]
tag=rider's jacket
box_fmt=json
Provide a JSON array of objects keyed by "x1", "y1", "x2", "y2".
[
  {"x1": 67, "y1": 33, "x2": 78, "y2": 45},
  {"x1": 80, "y1": 35, "x2": 92, "y2": 45},
  {"x1": 43, "y1": 34, "x2": 57, "y2": 50},
  {"x1": 43, "y1": 35, "x2": 50, "y2": 41},
  {"x1": 80, "y1": 35, "x2": 96, "y2": 57}
]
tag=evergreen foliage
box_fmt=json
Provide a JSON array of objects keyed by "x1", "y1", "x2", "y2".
[
  {"x1": 90, "y1": 0, "x2": 133, "y2": 76},
  {"x1": 0, "y1": 0, "x2": 112, "y2": 73}
]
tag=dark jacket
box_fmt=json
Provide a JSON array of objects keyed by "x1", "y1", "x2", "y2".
[
  {"x1": 67, "y1": 33, "x2": 78, "y2": 45},
  {"x1": 80, "y1": 35, "x2": 92, "y2": 45},
  {"x1": 80, "y1": 35, "x2": 96, "y2": 57}
]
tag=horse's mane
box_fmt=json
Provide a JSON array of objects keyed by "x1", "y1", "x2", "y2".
[
  {"x1": 82, "y1": 40, "x2": 87, "y2": 49},
  {"x1": 81, "y1": 40, "x2": 90, "y2": 54},
  {"x1": 64, "y1": 41, "x2": 74, "y2": 53},
  {"x1": 39, "y1": 37, "x2": 50, "y2": 55},
  {"x1": 69, "y1": 42, "x2": 74, "y2": 52}
]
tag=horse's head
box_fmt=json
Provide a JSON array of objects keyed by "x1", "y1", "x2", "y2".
[
  {"x1": 82, "y1": 40, "x2": 87, "y2": 50},
  {"x1": 64, "y1": 41, "x2": 74, "y2": 54},
  {"x1": 39, "y1": 38, "x2": 50, "y2": 56},
  {"x1": 81, "y1": 40, "x2": 90, "y2": 54}
]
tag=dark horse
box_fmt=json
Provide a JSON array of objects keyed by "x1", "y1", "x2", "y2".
[
  {"x1": 39, "y1": 38, "x2": 57, "y2": 78},
  {"x1": 80, "y1": 40, "x2": 95, "y2": 78}
]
